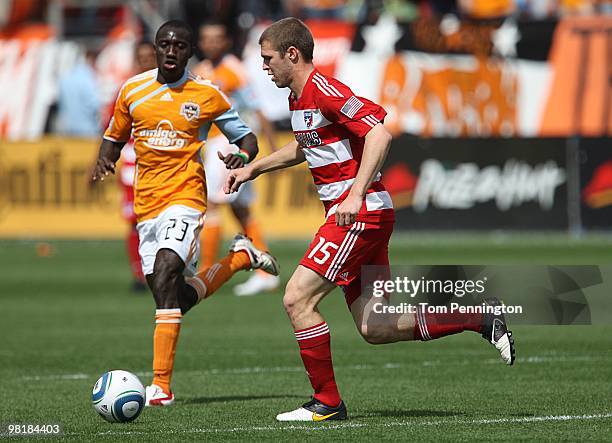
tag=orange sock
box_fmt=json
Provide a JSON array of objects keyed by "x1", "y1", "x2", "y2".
[
  {"x1": 152, "y1": 309, "x2": 182, "y2": 393},
  {"x1": 200, "y1": 222, "x2": 222, "y2": 271},
  {"x1": 186, "y1": 251, "x2": 250, "y2": 302},
  {"x1": 244, "y1": 219, "x2": 267, "y2": 251}
]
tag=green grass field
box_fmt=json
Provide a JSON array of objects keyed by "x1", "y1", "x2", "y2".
[{"x1": 1, "y1": 234, "x2": 612, "y2": 441}]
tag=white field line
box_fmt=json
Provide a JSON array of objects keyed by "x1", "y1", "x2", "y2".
[
  {"x1": 18, "y1": 355, "x2": 608, "y2": 382},
  {"x1": 63, "y1": 413, "x2": 612, "y2": 437},
  {"x1": 19, "y1": 363, "x2": 400, "y2": 381}
]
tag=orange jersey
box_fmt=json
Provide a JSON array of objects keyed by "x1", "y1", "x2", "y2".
[
  {"x1": 192, "y1": 54, "x2": 249, "y2": 138},
  {"x1": 104, "y1": 68, "x2": 231, "y2": 222}
]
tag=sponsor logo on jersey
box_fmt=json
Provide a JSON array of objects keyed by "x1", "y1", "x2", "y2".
[
  {"x1": 139, "y1": 120, "x2": 187, "y2": 150},
  {"x1": 304, "y1": 110, "x2": 313, "y2": 128},
  {"x1": 180, "y1": 101, "x2": 200, "y2": 121},
  {"x1": 295, "y1": 130, "x2": 322, "y2": 147}
]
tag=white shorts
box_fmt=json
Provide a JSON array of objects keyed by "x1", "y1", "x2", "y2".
[
  {"x1": 204, "y1": 135, "x2": 255, "y2": 206},
  {"x1": 136, "y1": 205, "x2": 204, "y2": 277}
]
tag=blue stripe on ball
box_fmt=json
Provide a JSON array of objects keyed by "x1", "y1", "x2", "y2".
[
  {"x1": 91, "y1": 372, "x2": 110, "y2": 402},
  {"x1": 113, "y1": 394, "x2": 145, "y2": 422}
]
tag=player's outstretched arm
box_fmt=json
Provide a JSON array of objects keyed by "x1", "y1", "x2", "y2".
[
  {"x1": 335, "y1": 124, "x2": 392, "y2": 226},
  {"x1": 91, "y1": 139, "x2": 125, "y2": 183},
  {"x1": 224, "y1": 139, "x2": 304, "y2": 194}
]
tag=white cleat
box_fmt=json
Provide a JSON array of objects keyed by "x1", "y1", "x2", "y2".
[
  {"x1": 229, "y1": 234, "x2": 280, "y2": 276},
  {"x1": 234, "y1": 273, "x2": 280, "y2": 296},
  {"x1": 276, "y1": 407, "x2": 315, "y2": 422},
  {"x1": 481, "y1": 298, "x2": 516, "y2": 365},
  {"x1": 276, "y1": 399, "x2": 348, "y2": 421},
  {"x1": 144, "y1": 384, "x2": 175, "y2": 407}
]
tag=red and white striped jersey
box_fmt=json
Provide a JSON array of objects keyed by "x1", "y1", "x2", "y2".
[{"x1": 289, "y1": 69, "x2": 394, "y2": 223}]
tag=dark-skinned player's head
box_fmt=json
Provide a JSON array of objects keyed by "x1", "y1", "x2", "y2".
[
  {"x1": 154, "y1": 20, "x2": 194, "y2": 83},
  {"x1": 258, "y1": 17, "x2": 314, "y2": 88}
]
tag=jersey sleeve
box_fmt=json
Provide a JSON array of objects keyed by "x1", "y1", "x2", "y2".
[
  {"x1": 213, "y1": 107, "x2": 252, "y2": 143},
  {"x1": 103, "y1": 85, "x2": 132, "y2": 142},
  {"x1": 316, "y1": 77, "x2": 387, "y2": 138}
]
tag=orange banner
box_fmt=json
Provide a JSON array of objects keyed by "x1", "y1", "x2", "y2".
[
  {"x1": 380, "y1": 53, "x2": 518, "y2": 137},
  {"x1": 540, "y1": 16, "x2": 612, "y2": 136}
]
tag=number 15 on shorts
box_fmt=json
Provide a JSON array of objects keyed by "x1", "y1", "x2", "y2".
[{"x1": 307, "y1": 236, "x2": 339, "y2": 265}]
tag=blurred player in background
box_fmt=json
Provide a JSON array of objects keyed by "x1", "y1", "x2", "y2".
[
  {"x1": 57, "y1": 49, "x2": 101, "y2": 137},
  {"x1": 117, "y1": 40, "x2": 157, "y2": 292},
  {"x1": 193, "y1": 20, "x2": 280, "y2": 296},
  {"x1": 92, "y1": 20, "x2": 279, "y2": 407},
  {"x1": 226, "y1": 17, "x2": 515, "y2": 422}
]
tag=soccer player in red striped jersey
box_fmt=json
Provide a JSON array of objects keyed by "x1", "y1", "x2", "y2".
[{"x1": 225, "y1": 17, "x2": 515, "y2": 422}]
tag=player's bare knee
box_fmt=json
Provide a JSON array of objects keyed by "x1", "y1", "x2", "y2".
[
  {"x1": 353, "y1": 313, "x2": 393, "y2": 344},
  {"x1": 282, "y1": 289, "x2": 300, "y2": 318},
  {"x1": 358, "y1": 326, "x2": 388, "y2": 345},
  {"x1": 283, "y1": 281, "x2": 310, "y2": 320}
]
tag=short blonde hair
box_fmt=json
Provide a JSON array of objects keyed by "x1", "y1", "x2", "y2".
[{"x1": 259, "y1": 17, "x2": 314, "y2": 62}]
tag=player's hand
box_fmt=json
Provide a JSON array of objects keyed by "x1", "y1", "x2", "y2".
[
  {"x1": 224, "y1": 166, "x2": 254, "y2": 194},
  {"x1": 91, "y1": 158, "x2": 116, "y2": 183},
  {"x1": 335, "y1": 193, "x2": 362, "y2": 226},
  {"x1": 218, "y1": 151, "x2": 246, "y2": 170}
]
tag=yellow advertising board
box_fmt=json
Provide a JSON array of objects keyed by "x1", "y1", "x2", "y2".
[{"x1": 0, "y1": 136, "x2": 324, "y2": 239}]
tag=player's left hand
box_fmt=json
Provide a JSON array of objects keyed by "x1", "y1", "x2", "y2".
[
  {"x1": 218, "y1": 151, "x2": 246, "y2": 169},
  {"x1": 335, "y1": 194, "x2": 362, "y2": 226}
]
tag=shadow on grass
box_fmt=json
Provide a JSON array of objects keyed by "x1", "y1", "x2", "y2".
[
  {"x1": 352, "y1": 409, "x2": 464, "y2": 419},
  {"x1": 180, "y1": 394, "x2": 303, "y2": 405}
]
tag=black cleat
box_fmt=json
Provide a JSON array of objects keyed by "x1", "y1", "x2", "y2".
[
  {"x1": 276, "y1": 398, "x2": 348, "y2": 421},
  {"x1": 481, "y1": 298, "x2": 516, "y2": 365}
]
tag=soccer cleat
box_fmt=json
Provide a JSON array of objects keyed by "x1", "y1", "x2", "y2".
[
  {"x1": 234, "y1": 273, "x2": 280, "y2": 296},
  {"x1": 481, "y1": 298, "x2": 516, "y2": 365},
  {"x1": 229, "y1": 234, "x2": 280, "y2": 276},
  {"x1": 144, "y1": 384, "x2": 175, "y2": 407},
  {"x1": 276, "y1": 398, "x2": 348, "y2": 421}
]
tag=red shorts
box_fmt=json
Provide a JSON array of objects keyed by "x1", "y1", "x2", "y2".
[{"x1": 299, "y1": 219, "x2": 394, "y2": 308}]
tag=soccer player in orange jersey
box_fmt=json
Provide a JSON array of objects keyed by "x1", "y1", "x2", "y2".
[
  {"x1": 92, "y1": 20, "x2": 279, "y2": 407},
  {"x1": 193, "y1": 21, "x2": 280, "y2": 296}
]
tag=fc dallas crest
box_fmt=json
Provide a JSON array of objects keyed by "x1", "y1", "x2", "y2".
[{"x1": 303, "y1": 110, "x2": 313, "y2": 128}]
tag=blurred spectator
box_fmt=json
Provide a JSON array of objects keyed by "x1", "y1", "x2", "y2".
[
  {"x1": 57, "y1": 49, "x2": 101, "y2": 137},
  {"x1": 192, "y1": 21, "x2": 280, "y2": 295}
]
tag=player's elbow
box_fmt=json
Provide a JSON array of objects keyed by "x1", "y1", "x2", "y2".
[
  {"x1": 377, "y1": 124, "x2": 392, "y2": 149},
  {"x1": 366, "y1": 124, "x2": 392, "y2": 152}
]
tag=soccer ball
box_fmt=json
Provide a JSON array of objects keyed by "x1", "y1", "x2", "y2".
[{"x1": 91, "y1": 370, "x2": 145, "y2": 423}]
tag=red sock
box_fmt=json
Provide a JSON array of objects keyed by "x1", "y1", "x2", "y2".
[
  {"x1": 295, "y1": 322, "x2": 341, "y2": 407},
  {"x1": 414, "y1": 306, "x2": 482, "y2": 340},
  {"x1": 127, "y1": 225, "x2": 144, "y2": 282}
]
